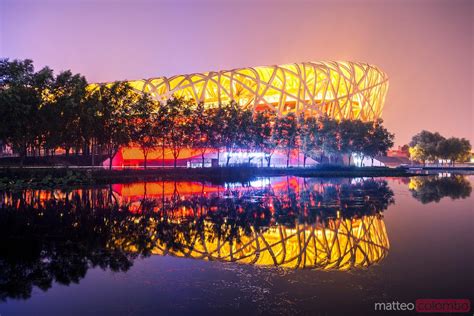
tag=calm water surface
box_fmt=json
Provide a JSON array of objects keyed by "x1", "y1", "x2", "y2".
[{"x1": 0, "y1": 175, "x2": 473, "y2": 315}]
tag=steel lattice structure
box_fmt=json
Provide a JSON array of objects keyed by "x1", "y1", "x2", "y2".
[{"x1": 123, "y1": 61, "x2": 389, "y2": 121}]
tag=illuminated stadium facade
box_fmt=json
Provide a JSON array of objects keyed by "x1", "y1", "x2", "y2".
[
  {"x1": 125, "y1": 61, "x2": 388, "y2": 120},
  {"x1": 105, "y1": 61, "x2": 389, "y2": 167}
]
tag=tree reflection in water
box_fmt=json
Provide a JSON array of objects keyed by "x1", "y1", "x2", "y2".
[
  {"x1": 409, "y1": 175, "x2": 472, "y2": 204},
  {"x1": 0, "y1": 177, "x2": 394, "y2": 301}
]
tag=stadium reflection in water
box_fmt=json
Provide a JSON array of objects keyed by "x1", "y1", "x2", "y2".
[{"x1": 0, "y1": 177, "x2": 394, "y2": 300}]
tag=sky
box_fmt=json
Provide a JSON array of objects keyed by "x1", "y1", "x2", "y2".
[{"x1": 1, "y1": 0, "x2": 472, "y2": 146}]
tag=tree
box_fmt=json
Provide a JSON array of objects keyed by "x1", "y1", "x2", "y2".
[
  {"x1": 274, "y1": 113, "x2": 299, "y2": 168},
  {"x1": 409, "y1": 145, "x2": 426, "y2": 165},
  {"x1": 437, "y1": 137, "x2": 471, "y2": 166},
  {"x1": 190, "y1": 102, "x2": 212, "y2": 167},
  {"x1": 252, "y1": 110, "x2": 275, "y2": 167},
  {"x1": 164, "y1": 97, "x2": 193, "y2": 168},
  {"x1": 42, "y1": 70, "x2": 88, "y2": 156},
  {"x1": 238, "y1": 108, "x2": 257, "y2": 164},
  {"x1": 409, "y1": 130, "x2": 445, "y2": 165},
  {"x1": 263, "y1": 128, "x2": 279, "y2": 168},
  {"x1": 454, "y1": 138, "x2": 471, "y2": 164},
  {"x1": 91, "y1": 81, "x2": 140, "y2": 170},
  {"x1": 339, "y1": 119, "x2": 369, "y2": 166},
  {"x1": 221, "y1": 101, "x2": 241, "y2": 167},
  {"x1": 298, "y1": 115, "x2": 319, "y2": 167},
  {"x1": 130, "y1": 93, "x2": 157, "y2": 169},
  {"x1": 316, "y1": 115, "x2": 340, "y2": 164},
  {"x1": 400, "y1": 144, "x2": 410, "y2": 156},
  {"x1": 0, "y1": 58, "x2": 53, "y2": 164},
  {"x1": 151, "y1": 100, "x2": 172, "y2": 168},
  {"x1": 363, "y1": 119, "x2": 394, "y2": 166},
  {"x1": 80, "y1": 90, "x2": 102, "y2": 165},
  {"x1": 207, "y1": 105, "x2": 226, "y2": 166}
]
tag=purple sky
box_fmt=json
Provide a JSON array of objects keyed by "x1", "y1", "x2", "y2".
[{"x1": 1, "y1": 0, "x2": 472, "y2": 146}]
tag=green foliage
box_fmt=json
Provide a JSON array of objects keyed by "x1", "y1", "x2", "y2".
[
  {"x1": 189, "y1": 102, "x2": 212, "y2": 167},
  {"x1": 298, "y1": 115, "x2": 319, "y2": 167},
  {"x1": 0, "y1": 58, "x2": 54, "y2": 162},
  {"x1": 436, "y1": 137, "x2": 471, "y2": 166},
  {"x1": 163, "y1": 97, "x2": 194, "y2": 167},
  {"x1": 363, "y1": 119, "x2": 395, "y2": 165},
  {"x1": 90, "y1": 82, "x2": 142, "y2": 169},
  {"x1": 409, "y1": 130, "x2": 444, "y2": 164},
  {"x1": 409, "y1": 130, "x2": 471, "y2": 165},
  {"x1": 255, "y1": 110, "x2": 277, "y2": 167},
  {"x1": 409, "y1": 176, "x2": 472, "y2": 204},
  {"x1": 42, "y1": 70, "x2": 88, "y2": 153},
  {"x1": 130, "y1": 93, "x2": 159, "y2": 168},
  {"x1": 316, "y1": 115, "x2": 340, "y2": 162},
  {"x1": 339, "y1": 119, "x2": 369, "y2": 165},
  {"x1": 314, "y1": 116, "x2": 393, "y2": 166},
  {"x1": 221, "y1": 102, "x2": 242, "y2": 166},
  {"x1": 274, "y1": 113, "x2": 299, "y2": 167}
]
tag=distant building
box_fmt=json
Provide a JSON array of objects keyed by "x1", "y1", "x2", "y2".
[
  {"x1": 373, "y1": 156, "x2": 411, "y2": 168},
  {"x1": 387, "y1": 146, "x2": 410, "y2": 158}
]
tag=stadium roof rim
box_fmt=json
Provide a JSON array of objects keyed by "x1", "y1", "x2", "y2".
[{"x1": 93, "y1": 61, "x2": 388, "y2": 85}]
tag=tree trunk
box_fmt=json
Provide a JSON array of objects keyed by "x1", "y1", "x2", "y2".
[
  {"x1": 109, "y1": 146, "x2": 116, "y2": 170},
  {"x1": 162, "y1": 138, "x2": 165, "y2": 168},
  {"x1": 226, "y1": 155, "x2": 231, "y2": 167},
  {"x1": 144, "y1": 152, "x2": 148, "y2": 169},
  {"x1": 20, "y1": 154, "x2": 25, "y2": 168},
  {"x1": 371, "y1": 157, "x2": 374, "y2": 167},
  {"x1": 91, "y1": 139, "x2": 95, "y2": 166},
  {"x1": 286, "y1": 151, "x2": 290, "y2": 168},
  {"x1": 348, "y1": 154, "x2": 352, "y2": 166},
  {"x1": 303, "y1": 155, "x2": 307, "y2": 168},
  {"x1": 202, "y1": 153, "x2": 205, "y2": 168}
]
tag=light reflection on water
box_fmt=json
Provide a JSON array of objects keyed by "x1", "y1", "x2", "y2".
[{"x1": 0, "y1": 175, "x2": 472, "y2": 315}]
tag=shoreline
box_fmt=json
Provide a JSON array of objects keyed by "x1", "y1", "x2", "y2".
[
  {"x1": 0, "y1": 165, "x2": 462, "y2": 190},
  {"x1": 0, "y1": 165, "x2": 472, "y2": 190}
]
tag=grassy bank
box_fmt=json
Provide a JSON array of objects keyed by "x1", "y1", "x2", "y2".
[
  {"x1": 0, "y1": 165, "x2": 423, "y2": 190},
  {"x1": 92, "y1": 166, "x2": 417, "y2": 183}
]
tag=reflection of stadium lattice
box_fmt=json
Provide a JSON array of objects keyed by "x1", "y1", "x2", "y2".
[
  {"x1": 1, "y1": 178, "x2": 392, "y2": 271},
  {"x1": 127, "y1": 215, "x2": 389, "y2": 270},
  {"x1": 108, "y1": 177, "x2": 392, "y2": 270}
]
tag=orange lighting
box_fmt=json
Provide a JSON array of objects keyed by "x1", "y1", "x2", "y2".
[{"x1": 91, "y1": 61, "x2": 389, "y2": 121}]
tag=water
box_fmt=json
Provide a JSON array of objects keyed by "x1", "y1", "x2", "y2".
[{"x1": 0, "y1": 175, "x2": 472, "y2": 315}]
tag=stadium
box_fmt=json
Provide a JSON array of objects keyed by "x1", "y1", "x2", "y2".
[{"x1": 108, "y1": 61, "x2": 389, "y2": 167}]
